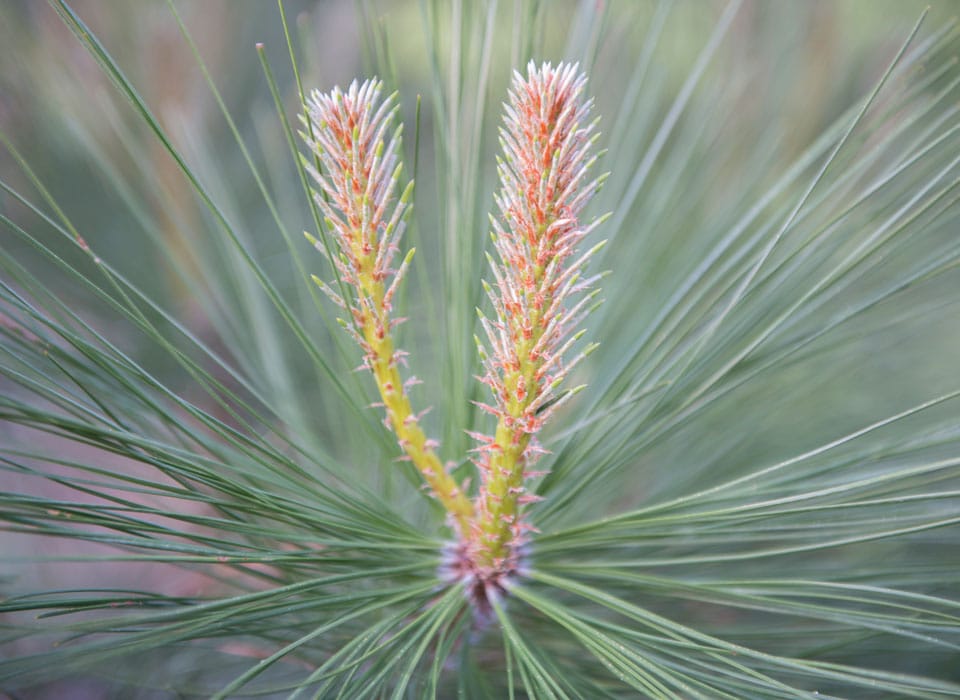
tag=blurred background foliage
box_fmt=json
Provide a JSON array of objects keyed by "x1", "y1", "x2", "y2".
[
  {"x1": 1, "y1": 0, "x2": 954, "y2": 304},
  {"x1": 2, "y1": 0, "x2": 957, "y2": 456},
  {"x1": 1, "y1": 0, "x2": 960, "y2": 696}
]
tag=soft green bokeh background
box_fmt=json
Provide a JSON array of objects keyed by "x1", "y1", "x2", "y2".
[
  {"x1": 1, "y1": 2, "x2": 959, "y2": 693},
  {"x1": 3, "y1": 1, "x2": 958, "y2": 505},
  {"x1": 2, "y1": 0, "x2": 957, "y2": 303},
  {"x1": 2, "y1": 0, "x2": 958, "y2": 544}
]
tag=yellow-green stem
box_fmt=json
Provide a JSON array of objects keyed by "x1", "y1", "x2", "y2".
[
  {"x1": 475, "y1": 306, "x2": 546, "y2": 566},
  {"x1": 358, "y1": 267, "x2": 474, "y2": 534}
]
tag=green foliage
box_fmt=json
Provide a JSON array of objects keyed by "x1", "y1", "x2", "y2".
[{"x1": 1, "y1": 1, "x2": 959, "y2": 697}]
